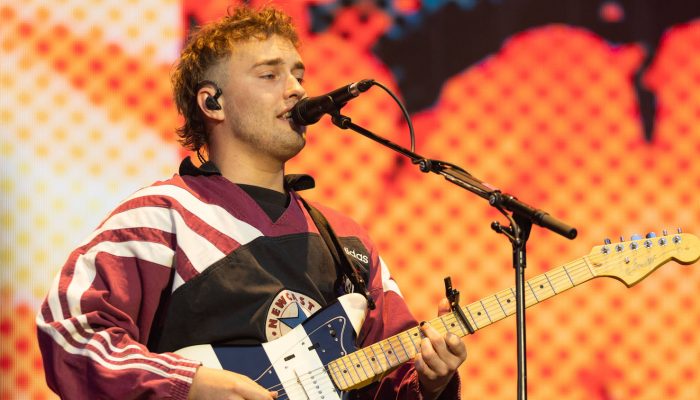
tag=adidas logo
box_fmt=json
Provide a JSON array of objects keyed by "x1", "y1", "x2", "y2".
[{"x1": 343, "y1": 247, "x2": 369, "y2": 264}]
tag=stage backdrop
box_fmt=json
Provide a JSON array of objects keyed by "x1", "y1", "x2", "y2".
[{"x1": 2, "y1": 1, "x2": 700, "y2": 399}]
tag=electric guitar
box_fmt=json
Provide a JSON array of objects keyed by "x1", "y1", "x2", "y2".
[{"x1": 176, "y1": 231, "x2": 700, "y2": 399}]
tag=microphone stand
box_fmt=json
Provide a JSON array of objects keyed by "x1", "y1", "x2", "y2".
[{"x1": 329, "y1": 112, "x2": 577, "y2": 400}]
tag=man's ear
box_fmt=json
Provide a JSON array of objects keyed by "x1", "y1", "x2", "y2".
[{"x1": 197, "y1": 85, "x2": 224, "y2": 120}]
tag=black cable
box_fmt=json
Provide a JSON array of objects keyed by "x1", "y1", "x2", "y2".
[{"x1": 369, "y1": 80, "x2": 416, "y2": 153}]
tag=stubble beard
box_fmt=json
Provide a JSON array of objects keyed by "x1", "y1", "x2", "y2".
[{"x1": 227, "y1": 112, "x2": 306, "y2": 164}]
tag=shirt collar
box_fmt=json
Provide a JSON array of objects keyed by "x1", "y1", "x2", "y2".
[{"x1": 178, "y1": 157, "x2": 315, "y2": 192}]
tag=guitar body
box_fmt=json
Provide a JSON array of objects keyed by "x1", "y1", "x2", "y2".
[{"x1": 175, "y1": 293, "x2": 368, "y2": 400}]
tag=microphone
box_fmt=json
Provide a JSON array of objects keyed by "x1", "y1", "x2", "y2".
[{"x1": 291, "y1": 79, "x2": 374, "y2": 126}]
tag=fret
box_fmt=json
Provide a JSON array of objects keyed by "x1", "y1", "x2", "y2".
[
  {"x1": 390, "y1": 335, "x2": 410, "y2": 362},
  {"x1": 526, "y1": 281, "x2": 540, "y2": 302},
  {"x1": 548, "y1": 269, "x2": 574, "y2": 293},
  {"x1": 346, "y1": 354, "x2": 364, "y2": 385},
  {"x1": 362, "y1": 347, "x2": 379, "y2": 375},
  {"x1": 446, "y1": 315, "x2": 467, "y2": 336},
  {"x1": 457, "y1": 315, "x2": 468, "y2": 335},
  {"x1": 465, "y1": 304, "x2": 481, "y2": 329},
  {"x1": 338, "y1": 355, "x2": 360, "y2": 386},
  {"x1": 570, "y1": 263, "x2": 591, "y2": 285},
  {"x1": 562, "y1": 265, "x2": 575, "y2": 286},
  {"x1": 478, "y1": 300, "x2": 493, "y2": 323},
  {"x1": 375, "y1": 342, "x2": 392, "y2": 369},
  {"x1": 498, "y1": 290, "x2": 515, "y2": 316},
  {"x1": 528, "y1": 275, "x2": 556, "y2": 301},
  {"x1": 328, "y1": 360, "x2": 347, "y2": 389},
  {"x1": 349, "y1": 351, "x2": 368, "y2": 381},
  {"x1": 361, "y1": 347, "x2": 381, "y2": 375},
  {"x1": 439, "y1": 316, "x2": 450, "y2": 333},
  {"x1": 369, "y1": 344, "x2": 389, "y2": 372},
  {"x1": 398, "y1": 332, "x2": 416, "y2": 360},
  {"x1": 360, "y1": 350, "x2": 375, "y2": 377},
  {"x1": 402, "y1": 333, "x2": 416, "y2": 358},
  {"x1": 544, "y1": 272, "x2": 557, "y2": 293},
  {"x1": 406, "y1": 327, "x2": 421, "y2": 351},
  {"x1": 464, "y1": 306, "x2": 479, "y2": 331},
  {"x1": 475, "y1": 303, "x2": 491, "y2": 326},
  {"x1": 379, "y1": 340, "x2": 400, "y2": 366},
  {"x1": 495, "y1": 293, "x2": 508, "y2": 317},
  {"x1": 403, "y1": 333, "x2": 416, "y2": 359},
  {"x1": 581, "y1": 257, "x2": 596, "y2": 277}
]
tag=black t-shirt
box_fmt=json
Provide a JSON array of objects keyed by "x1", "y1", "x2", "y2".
[{"x1": 237, "y1": 184, "x2": 289, "y2": 222}]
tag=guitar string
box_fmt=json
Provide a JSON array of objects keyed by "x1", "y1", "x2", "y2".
[
  {"x1": 260, "y1": 240, "x2": 681, "y2": 396},
  {"x1": 264, "y1": 366, "x2": 340, "y2": 399}
]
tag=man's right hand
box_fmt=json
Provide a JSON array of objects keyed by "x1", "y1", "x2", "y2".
[{"x1": 187, "y1": 366, "x2": 278, "y2": 400}]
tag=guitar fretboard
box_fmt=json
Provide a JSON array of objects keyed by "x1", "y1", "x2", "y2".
[{"x1": 327, "y1": 256, "x2": 598, "y2": 391}]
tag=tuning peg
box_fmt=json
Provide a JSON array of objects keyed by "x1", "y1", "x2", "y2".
[
  {"x1": 673, "y1": 228, "x2": 683, "y2": 244},
  {"x1": 645, "y1": 232, "x2": 656, "y2": 238},
  {"x1": 630, "y1": 234, "x2": 643, "y2": 241},
  {"x1": 604, "y1": 238, "x2": 611, "y2": 245}
]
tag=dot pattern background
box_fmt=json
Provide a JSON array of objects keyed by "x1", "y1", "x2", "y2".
[{"x1": 2, "y1": 1, "x2": 700, "y2": 399}]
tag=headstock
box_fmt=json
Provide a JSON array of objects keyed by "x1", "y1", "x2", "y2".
[{"x1": 586, "y1": 230, "x2": 700, "y2": 286}]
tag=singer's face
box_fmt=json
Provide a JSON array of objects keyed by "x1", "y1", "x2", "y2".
[{"x1": 220, "y1": 35, "x2": 307, "y2": 163}]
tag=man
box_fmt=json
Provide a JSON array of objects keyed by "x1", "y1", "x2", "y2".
[{"x1": 37, "y1": 6, "x2": 466, "y2": 399}]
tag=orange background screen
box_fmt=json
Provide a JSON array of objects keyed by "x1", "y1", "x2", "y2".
[{"x1": 1, "y1": 1, "x2": 700, "y2": 399}]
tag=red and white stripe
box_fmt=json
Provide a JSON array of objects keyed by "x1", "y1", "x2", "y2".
[
  {"x1": 38, "y1": 182, "x2": 267, "y2": 388},
  {"x1": 379, "y1": 256, "x2": 403, "y2": 296}
]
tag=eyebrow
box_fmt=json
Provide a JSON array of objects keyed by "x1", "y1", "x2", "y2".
[{"x1": 251, "y1": 57, "x2": 305, "y2": 71}]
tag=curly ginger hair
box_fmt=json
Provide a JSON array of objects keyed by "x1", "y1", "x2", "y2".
[{"x1": 171, "y1": 6, "x2": 300, "y2": 151}]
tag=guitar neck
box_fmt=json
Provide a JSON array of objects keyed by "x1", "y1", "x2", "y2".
[
  {"x1": 328, "y1": 256, "x2": 597, "y2": 391},
  {"x1": 457, "y1": 256, "x2": 597, "y2": 334}
]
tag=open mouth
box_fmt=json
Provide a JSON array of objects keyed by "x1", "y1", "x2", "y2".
[
  {"x1": 279, "y1": 110, "x2": 305, "y2": 133},
  {"x1": 277, "y1": 110, "x2": 295, "y2": 123}
]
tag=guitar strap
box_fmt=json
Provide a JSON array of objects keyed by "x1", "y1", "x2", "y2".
[{"x1": 298, "y1": 197, "x2": 376, "y2": 310}]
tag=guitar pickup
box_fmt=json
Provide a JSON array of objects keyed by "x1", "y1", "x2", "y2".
[{"x1": 284, "y1": 354, "x2": 296, "y2": 361}]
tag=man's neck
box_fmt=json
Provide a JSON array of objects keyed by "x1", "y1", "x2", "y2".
[{"x1": 209, "y1": 149, "x2": 287, "y2": 193}]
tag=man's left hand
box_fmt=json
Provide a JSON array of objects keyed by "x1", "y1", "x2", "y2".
[{"x1": 414, "y1": 298, "x2": 468, "y2": 400}]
